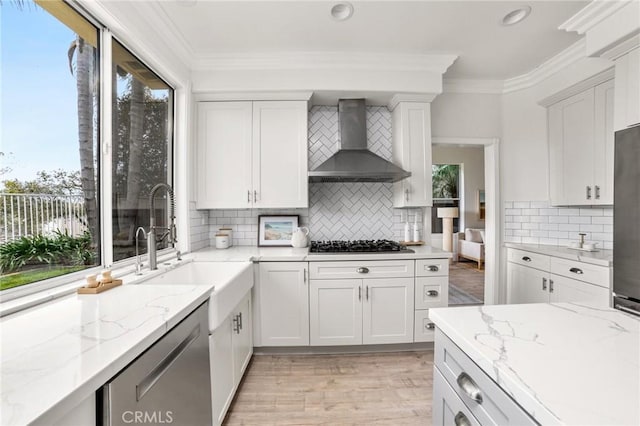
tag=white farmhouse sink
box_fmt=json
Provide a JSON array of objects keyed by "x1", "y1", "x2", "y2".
[{"x1": 136, "y1": 261, "x2": 253, "y2": 331}]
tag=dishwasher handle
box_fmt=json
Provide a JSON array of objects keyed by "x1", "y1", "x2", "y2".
[{"x1": 136, "y1": 324, "x2": 201, "y2": 401}]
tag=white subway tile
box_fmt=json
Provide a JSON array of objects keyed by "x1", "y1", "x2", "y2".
[
  {"x1": 539, "y1": 238, "x2": 559, "y2": 246},
  {"x1": 569, "y1": 216, "x2": 591, "y2": 224},
  {"x1": 505, "y1": 216, "x2": 514, "y2": 223},
  {"x1": 580, "y1": 224, "x2": 604, "y2": 232},
  {"x1": 522, "y1": 223, "x2": 539, "y2": 230},
  {"x1": 505, "y1": 229, "x2": 514, "y2": 236},
  {"x1": 549, "y1": 216, "x2": 569, "y2": 224},
  {"x1": 513, "y1": 230, "x2": 530, "y2": 237},
  {"x1": 531, "y1": 230, "x2": 549, "y2": 238},
  {"x1": 558, "y1": 208, "x2": 581, "y2": 216},
  {"x1": 504, "y1": 201, "x2": 514, "y2": 209},
  {"x1": 530, "y1": 216, "x2": 548, "y2": 223},
  {"x1": 505, "y1": 222, "x2": 522, "y2": 229},
  {"x1": 592, "y1": 216, "x2": 613, "y2": 225},
  {"x1": 512, "y1": 216, "x2": 530, "y2": 223},
  {"x1": 522, "y1": 237, "x2": 540, "y2": 244},
  {"x1": 540, "y1": 208, "x2": 559, "y2": 216},
  {"x1": 222, "y1": 210, "x2": 238, "y2": 217},
  {"x1": 530, "y1": 201, "x2": 549, "y2": 208},
  {"x1": 504, "y1": 235, "x2": 522, "y2": 243},
  {"x1": 245, "y1": 231, "x2": 257, "y2": 239},
  {"x1": 237, "y1": 210, "x2": 252, "y2": 217},
  {"x1": 602, "y1": 225, "x2": 613, "y2": 233},
  {"x1": 580, "y1": 208, "x2": 603, "y2": 216},
  {"x1": 522, "y1": 209, "x2": 539, "y2": 216},
  {"x1": 237, "y1": 224, "x2": 252, "y2": 232},
  {"x1": 603, "y1": 208, "x2": 613, "y2": 217},
  {"x1": 540, "y1": 223, "x2": 559, "y2": 231},
  {"x1": 513, "y1": 201, "x2": 530, "y2": 209},
  {"x1": 558, "y1": 224, "x2": 580, "y2": 232},
  {"x1": 505, "y1": 208, "x2": 522, "y2": 215},
  {"x1": 209, "y1": 210, "x2": 223, "y2": 218},
  {"x1": 591, "y1": 232, "x2": 613, "y2": 242},
  {"x1": 548, "y1": 231, "x2": 569, "y2": 239},
  {"x1": 604, "y1": 242, "x2": 613, "y2": 250}
]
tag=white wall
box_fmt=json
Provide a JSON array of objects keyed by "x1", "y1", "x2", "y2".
[
  {"x1": 431, "y1": 93, "x2": 502, "y2": 138},
  {"x1": 432, "y1": 145, "x2": 485, "y2": 230}
]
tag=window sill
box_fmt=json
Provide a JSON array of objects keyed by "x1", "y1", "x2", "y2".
[{"x1": 0, "y1": 250, "x2": 184, "y2": 317}]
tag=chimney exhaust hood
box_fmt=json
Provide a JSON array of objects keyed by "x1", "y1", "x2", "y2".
[{"x1": 308, "y1": 99, "x2": 411, "y2": 183}]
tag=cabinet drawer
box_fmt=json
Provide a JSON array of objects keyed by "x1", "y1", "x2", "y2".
[
  {"x1": 415, "y1": 277, "x2": 448, "y2": 309},
  {"x1": 550, "y1": 257, "x2": 610, "y2": 288},
  {"x1": 508, "y1": 248, "x2": 550, "y2": 271},
  {"x1": 435, "y1": 328, "x2": 537, "y2": 426},
  {"x1": 309, "y1": 260, "x2": 413, "y2": 279},
  {"x1": 433, "y1": 367, "x2": 481, "y2": 426},
  {"x1": 416, "y1": 259, "x2": 449, "y2": 277},
  {"x1": 414, "y1": 310, "x2": 436, "y2": 342}
]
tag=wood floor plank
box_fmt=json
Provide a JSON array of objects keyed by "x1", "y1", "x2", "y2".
[{"x1": 223, "y1": 351, "x2": 433, "y2": 425}]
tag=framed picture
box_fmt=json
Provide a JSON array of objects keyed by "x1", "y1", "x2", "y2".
[
  {"x1": 258, "y1": 215, "x2": 299, "y2": 247},
  {"x1": 477, "y1": 190, "x2": 486, "y2": 220}
]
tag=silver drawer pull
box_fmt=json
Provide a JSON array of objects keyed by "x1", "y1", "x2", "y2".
[
  {"x1": 425, "y1": 322, "x2": 435, "y2": 330},
  {"x1": 427, "y1": 265, "x2": 439, "y2": 272},
  {"x1": 426, "y1": 290, "x2": 439, "y2": 297},
  {"x1": 569, "y1": 267, "x2": 584, "y2": 275},
  {"x1": 457, "y1": 372, "x2": 483, "y2": 404},
  {"x1": 454, "y1": 412, "x2": 471, "y2": 426},
  {"x1": 357, "y1": 267, "x2": 369, "y2": 274},
  {"x1": 522, "y1": 256, "x2": 532, "y2": 262}
]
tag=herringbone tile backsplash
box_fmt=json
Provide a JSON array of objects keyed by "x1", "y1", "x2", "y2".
[{"x1": 199, "y1": 105, "x2": 425, "y2": 246}]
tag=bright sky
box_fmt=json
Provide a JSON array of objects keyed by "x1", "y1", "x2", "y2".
[{"x1": 1, "y1": 1, "x2": 82, "y2": 182}]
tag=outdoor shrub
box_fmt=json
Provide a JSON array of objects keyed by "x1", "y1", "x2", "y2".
[{"x1": 0, "y1": 231, "x2": 96, "y2": 273}]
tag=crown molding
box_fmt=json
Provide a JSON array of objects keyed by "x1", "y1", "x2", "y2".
[
  {"x1": 503, "y1": 38, "x2": 587, "y2": 93},
  {"x1": 600, "y1": 33, "x2": 640, "y2": 60},
  {"x1": 442, "y1": 79, "x2": 504, "y2": 94},
  {"x1": 388, "y1": 93, "x2": 439, "y2": 110},
  {"x1": 192, "y1": 52, "x2": 458, "y2": 73},
  {"x1": 194, "y1": 91, "x2": 313, "y2": 103},
  {"x1": 538, "y1": 68, "x2": 615, "y2": 107},
  {"x1": 559, "y1": 0, "x2": 633, "y2": 35}
]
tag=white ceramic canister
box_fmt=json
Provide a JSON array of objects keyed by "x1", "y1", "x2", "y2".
[
  {"x1": 219, "y1": 227, "x2": 233, "y2": 246},
  {"x1": 215, "y1": 233, "x2": 230, "y2": 249}
]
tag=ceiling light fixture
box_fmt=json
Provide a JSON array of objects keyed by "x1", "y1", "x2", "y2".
[
  {"x1": 331, "y1": 2, "x2": 354, "y2": 21},
  {"x1": 501, "y1": 5, "x2": 532, "y2": 26}
]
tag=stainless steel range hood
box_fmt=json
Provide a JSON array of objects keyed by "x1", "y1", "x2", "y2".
[{"x1": 308, "y1": 99, "x2": 411, "y2": 183}]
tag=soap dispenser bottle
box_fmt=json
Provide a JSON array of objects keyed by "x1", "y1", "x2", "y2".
[{"x1": 404, "y1": 212, "x2": 411, "y2": 242}]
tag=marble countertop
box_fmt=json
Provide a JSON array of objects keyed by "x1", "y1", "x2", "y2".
[
  {"x1": 429, "y1": 303, "x2": 639, "y2": 425},
  {"x1": 192, "y1": 244, "x2": 452, "y2": 262},
  {"x1": 0, "y1": 284, "x2": 214, "y2": 426},
  {"x1": 505, "y1": 243, "x2": 613, "y2": 267}
]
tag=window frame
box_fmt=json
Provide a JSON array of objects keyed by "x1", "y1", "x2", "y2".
[{"x1": 0, "y1": 0, "x2": 176, "y2": 304}]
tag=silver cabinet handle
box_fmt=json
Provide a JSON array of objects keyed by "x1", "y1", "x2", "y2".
[
  {"x1": 427, "y1": 290, "x2": 439, "y2": 297},
  {"x1": 595, "y1": 185, "x2": 601, "y2": 200},
  {"x1": 522, "y1": 256, "x2": 532, "y2": 262},
  {"x1": 549, "y1": 279, "x2": 554, "y2": 293},
  {"x1": 137, "y1": 324, "x2": 200, "y2": 401},
  {"x1": 569, "y1": 267, "x2": 584, "y2": 275},
  {"x1": 247, "y1": 190, "x2": 251, "y2": 203},
  {"x1": 232, "y1": 314, "x2": 240, "y2": 334},
  {"x1": 586, "y1": 185, "x2": 592, "y2": 200},
  {"x1": 238, "y1": 312, "x2": 243, "y2": 331},
  {"x1": 357, "y1": 267, "x2": 369, "y2": 274},
  {"x1": 303, "y1": 268, "x2": 307, "y2": 283},
  {"x1": 427, "y1": 265, "x2": 439, "y2": 272},
  {"x1": 405, "y1": 188, "x2": 409, "y2": 202},
  {"x1": 425, "y1": 322, "x2": 435, "y2": 330},
  {"x1": 456, "y1": 372, "x2": 483, "y2": 404},
  {"x1": 254, "y1": 190, "x2": 257, "y2": 203},
  {"x1": 454, "y1": 412, "x2": 471, "y2": 426},
  {"x1": 358, "y1": 285, "x2": 362, "y2": 301},
  {"x1": 366, "y1": 285, "x2": 369, "y2": 301},
  {"x1": 542, "y1": 277, "x2": 547, "y2": 291}
]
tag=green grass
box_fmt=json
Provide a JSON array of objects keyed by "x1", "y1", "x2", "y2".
[{"x1": 0, "y1": 266, "x2": 88, "y2": 291}]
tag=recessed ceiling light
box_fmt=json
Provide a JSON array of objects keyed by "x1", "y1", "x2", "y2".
[
  {"x1": 331, "y1": 2, "x2": 354, "y2": 21},
  {"x1": 501, "y1": 6, "x2": 531, "y2": 26}
]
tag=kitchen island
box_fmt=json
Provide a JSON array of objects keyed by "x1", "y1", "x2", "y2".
[{"x1": 429, "y1": 303, "x2": 639, "y2": 425}]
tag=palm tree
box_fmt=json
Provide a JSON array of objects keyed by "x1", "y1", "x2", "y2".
[{"x1": 432, "y1": 164, "x2": 459, "y2": 199}]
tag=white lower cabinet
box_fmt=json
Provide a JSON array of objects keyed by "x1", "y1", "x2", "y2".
[
  {"x1": 507, "y1": 248, "x2": 610, "y2": 307},
  {"x1": 309, "y1": 277, "x2": 414, "y2": 346},
  {"x1": 259, "y1": 262, "x2": 309, "y2": 346},
  {"x1": 414, "y1": 259, "x2": 450, "y2": 342},
  {"x1": 210, "y1": 292, "x2": 253, "y2": 425},
  {"x1": 434, "y1": 328, "x2": 537, "y2": 425}
]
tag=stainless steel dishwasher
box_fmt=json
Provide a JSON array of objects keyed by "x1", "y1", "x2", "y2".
[{"x1": 102, "y1": 302, "x2": 212, "y2": 425}]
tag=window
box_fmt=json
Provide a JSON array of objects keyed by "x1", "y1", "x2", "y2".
[
  {"x1": 431, "y1": 164, "x2": 461, "y2": 234},
  {"x1": 112, "y1": 40, "x2": 173, "y2": 262},
  {"x1": 0, "y1": 1, "x2": 175, "y2": 294},
  {"x1": 1, "y1": 0, "x2": 100, "y2": 291}
]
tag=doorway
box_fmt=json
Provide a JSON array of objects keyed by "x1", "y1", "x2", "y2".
[{"x1": 432, "y1": 137, "x2": 500, "y2": 306}]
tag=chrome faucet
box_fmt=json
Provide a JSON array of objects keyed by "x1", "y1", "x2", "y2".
[
  {"x1": 135, "y1": 226, "x2": 147, "y2": 275},
  {"x1": 148, "y1": 183, "x2": 177, "y2": 270}
]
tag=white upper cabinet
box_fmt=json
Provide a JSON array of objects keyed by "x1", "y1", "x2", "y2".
[
  {"x1": 196, "y1": 100, "x2": 308, "y2": 209},
  {"x1": 614, "y1": 47, "x2": 640, "y2": 131},
  {"x1": 547, "y1": 79, "x2": 614, "y2": 206},
  {"x1": 391, "y1": 102, "x2": 432, "y2": 207}
]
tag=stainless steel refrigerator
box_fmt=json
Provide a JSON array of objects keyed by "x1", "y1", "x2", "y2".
[{"x1": 613, "y1": 123, "x2": 640, "y2": 316}]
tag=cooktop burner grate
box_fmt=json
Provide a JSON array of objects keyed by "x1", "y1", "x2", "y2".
[{"x1": 309, "y1": 239, "x2": 412, "y2": 254}]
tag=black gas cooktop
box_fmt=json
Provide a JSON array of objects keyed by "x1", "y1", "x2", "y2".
[{"x1": 309, "y1": 239, "x2": 413, "y2": 254}]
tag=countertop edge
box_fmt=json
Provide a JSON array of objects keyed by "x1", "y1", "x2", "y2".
[{"x1": 504, "y1": 243, "x2": 612, "y2": 267}]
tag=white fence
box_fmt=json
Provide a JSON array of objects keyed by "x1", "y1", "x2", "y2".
[{"x1": 0, "y1": 193, "x2": 88, "y2": 243}]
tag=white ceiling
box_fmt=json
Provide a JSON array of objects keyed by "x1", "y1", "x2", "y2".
[{"x1": 156, "y1": 0, "x2": 589, "y2": 80}]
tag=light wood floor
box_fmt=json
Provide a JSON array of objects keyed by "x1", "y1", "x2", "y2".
[
  {"x1": 223, "y1": 351, "x2": 434, "y2": 425},
  {"x1": 449, "y1": 260, "x2": 485, "y2": 302}
]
